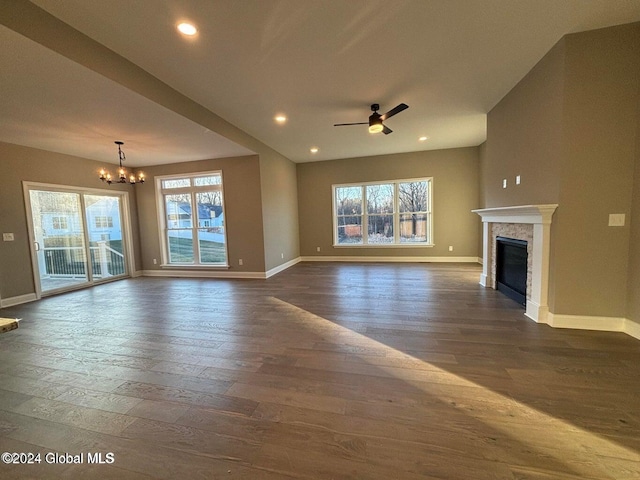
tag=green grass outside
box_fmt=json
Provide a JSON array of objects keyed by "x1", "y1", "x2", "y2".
[{"x1": 169, "y1": 236, "x2": 227, "y2": 263}]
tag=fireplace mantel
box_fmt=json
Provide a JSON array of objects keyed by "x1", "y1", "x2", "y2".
[
  {"x1": 472, "y1": 204, "x2": 558, "y2": 225},
  {"x1": 472, "y1": 204, "x2": 558, "y2": 324}
]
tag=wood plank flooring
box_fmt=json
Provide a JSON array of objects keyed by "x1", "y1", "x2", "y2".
[{"x1": 0, "y1": 262, "x2": 639, "y2": 479}]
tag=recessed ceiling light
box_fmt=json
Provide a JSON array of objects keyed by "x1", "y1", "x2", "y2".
[
  {"x1": 310, "y1": 147, "x2": 319, "y2": 154},
  {"x1": 419, "y1": 136, "x2": 429, "y2": 142},
  {"x1": 177, "y1": 22, "x2": 198, "y2": 36},
  {"x1": 274, "y1": 115, "x2": 287, "y2": 124}
]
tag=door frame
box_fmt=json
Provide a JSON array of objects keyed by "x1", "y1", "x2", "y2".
[{"x1": 22, "y1": 181, "x2": 136, "y2": 299}]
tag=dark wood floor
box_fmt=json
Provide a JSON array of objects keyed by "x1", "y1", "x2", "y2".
[{"x1": 0, "y1": 262, "x2": 639, "y2": 479}]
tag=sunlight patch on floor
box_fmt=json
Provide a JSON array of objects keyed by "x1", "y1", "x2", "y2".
[{"x1": 267, "y1": 296, "x2": 639, "y2": 479}]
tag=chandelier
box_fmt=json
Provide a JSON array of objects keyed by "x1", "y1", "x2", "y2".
[{"x1": 99, "y1": 141, "x2": 145, "y2": 185}]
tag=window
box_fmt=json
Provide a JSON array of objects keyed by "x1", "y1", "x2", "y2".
[
  {"x1": 52, "y1": 216, "x2": 69, "y2": 230},
  {"x1": 333, "y1": 178, "x2": 432, "y2": 246},
  {"x1": 94, "y1": 216, "x2": 113, "y2": 228},
  {"x1": 157, "y1": 172, "x2": 228, "y2": 266},
  {"x1": 335, "y1": 186, "x2": 362, "y2": 244},
  {"x1": 367, "y1": 183, "x2": 394, "y2": 244}
]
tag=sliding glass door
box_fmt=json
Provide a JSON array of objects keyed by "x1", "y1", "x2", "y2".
[
  {"x1": 84, "y1": 194, "x2": 126, "y2": 280},
  {"x1": 26, "y1": 185, "x2": 129, "y2": 296}
]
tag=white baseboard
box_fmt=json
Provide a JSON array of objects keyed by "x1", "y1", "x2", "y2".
[
  {"x1": 546, "y1": 313, "x2": 640, "y2": 340},
  {"x1": 131, "y1": 270, "x2": 143, "y2": 278},
  {"x1": 525, "y1": 300, "x2": 549, "y2": 324},
  {"x1": 266, "y1": 257, "x2": 301, "y2": 278},
  {"x1": 141, "y1": 257, "x2": 302, "y2": 280},
  {"x1": 141, "y1": 269, "x2": 267, "y2": 279},
  {"x1": 299, "y1": 255, "x2": 481, "y2": 263},
  {"x1": 1, "y1": 293, "x2": 38, "y2": 308},
  {"x1": 625, "y1": 318, "x2": 640, "y2": 340}
]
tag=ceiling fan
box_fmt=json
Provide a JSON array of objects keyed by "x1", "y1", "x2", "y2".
[{"x1": 334, "y1": 103, "x2": 409, "y2": 134}]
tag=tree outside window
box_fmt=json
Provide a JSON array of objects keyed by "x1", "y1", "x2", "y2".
[
  {"x1": 333, "y1": 178, "x2": 431, "y2": 246},
  {"x1": 335, "y1": 186, "x2": 363, "y2": 244}
]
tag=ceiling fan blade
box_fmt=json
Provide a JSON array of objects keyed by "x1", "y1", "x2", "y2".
[
  {"x1": 382, "y1": 125, "x2": 393, "y2": 135},
  {"x1": 334, "y1": 122, "x2": 369, "y2": 126},
  {"x1": 380, "y1": 103, "x2": 408, "y2": 121}
]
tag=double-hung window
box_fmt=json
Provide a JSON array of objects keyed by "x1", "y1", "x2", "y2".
[
  {"x1": 157, "y1": 171, "x2": 228, "y2": 266},
  {"x1": 333, "y1": 178, "x2": 432, "y2": 246}
]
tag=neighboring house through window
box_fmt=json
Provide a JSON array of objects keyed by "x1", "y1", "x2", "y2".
[
  {"x1": 333, "y1": 178, "x2": 432, "y2": 246},
  {"x1": 157, "y1": 171, "x2": 227, "y2": 266}
]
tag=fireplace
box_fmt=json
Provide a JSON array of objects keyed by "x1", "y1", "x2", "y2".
[
  {"x1": 472, "y1": 204, "x2": 558, "y2": 324},
  {"x1": 496, "y1": 237, "x2": 528, "y2": 306}
]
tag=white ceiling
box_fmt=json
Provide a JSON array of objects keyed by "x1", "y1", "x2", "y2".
[
  {"x1": 3, "y1": 1, "x2": 640, "y2": 165},
  {"x1": 0, "y1": 25, "x2": 254, "y2": 167}
]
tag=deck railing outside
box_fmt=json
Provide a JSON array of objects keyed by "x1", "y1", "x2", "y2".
[{"x1": 43, "y1": 241, "x2": 125, "y2": 278}]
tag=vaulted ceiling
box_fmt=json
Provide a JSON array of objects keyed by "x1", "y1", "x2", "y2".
[{"x1": 2, "y1": 1, "x2": 640, "y2": 166}]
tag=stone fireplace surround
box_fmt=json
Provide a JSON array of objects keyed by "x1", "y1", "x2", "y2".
[{"x1": 472, "y1": 205, "x2": 558, "y2": 324}]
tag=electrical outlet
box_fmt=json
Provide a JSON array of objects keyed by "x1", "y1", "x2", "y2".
[
  {"x1": 448, "y1": 245, "x2": 454, "y2": 252},
  {"x1": 608, "y1": 214, "x2": 625, "y2": 227},
  {"x1": 316, "y1": 246, "x2": 321, "y2": 252},
  {"x1": 502, "y1": 179, "x2": 507, "y2": 189},
  {"x1": 516, "y1": 175, "x2": 521, "y2": 185},
  {"x1": 153, "y1": 258, "x2": 157, "y2": 265},
  {"x1": 2, "y1": 233, "x2": 14, "y2": 241},
  {"x1": 281, "y1": 253, "x2": 284, "y2": 259},
  {"x1": 239, "y1": 259, "x2": 243, "y2": 266}
]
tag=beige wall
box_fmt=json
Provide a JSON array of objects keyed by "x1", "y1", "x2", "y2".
[
  {"x1": 482, "y1": 39, "x2": 565, "y2": 208},
  {"x1": 625, "y1": 78, "x2": 640, "y2": 323},
  {"x1": 551, "y1": 24, "x2": 639, "y2": 317},
  {"x1": 136, "y1": 155, "x2": 266, "y2": 273},
  {"x1": 260, "y1": 151, "x2": 300, "y2": 271},
  {"x1": 0, "y1": 141, "x2": 142, "y2": 300},
  {"x1": 297, "y1": 147, "x2": 480, "y2": 258},
  {"x1": 483, "y1": 22, "x2": 640, "y2": 319}
]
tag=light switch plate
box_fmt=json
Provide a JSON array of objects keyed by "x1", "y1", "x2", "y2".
[
  {"x1": 608, "y1": 214, "x2": 625, "y2": 227},
  {"x1": 2, "y1": 233, "x2": 14, "y2": 241}
]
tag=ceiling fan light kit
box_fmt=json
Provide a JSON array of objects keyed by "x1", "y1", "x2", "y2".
[
  {"x1": 368, "y1": 122, "x2": 384, "y2": 134},
  {"x1": 335, "y1": 103, "x2": 408, "y2": 135}
]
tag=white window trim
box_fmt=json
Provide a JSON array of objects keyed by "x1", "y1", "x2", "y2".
[
  {"x1": 332, "y1": 177, "x2": 434, "y2": 247},
  {"x1": 155, "y1": 170, "x2": 229, "y2": 268}
]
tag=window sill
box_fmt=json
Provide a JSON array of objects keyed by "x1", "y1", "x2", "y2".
[
  {"x1": 160, "y1": 264, "x2": 230, "y2": 269},
  {"x1": 332, "y1": 244, "x2": 434, "y2": 248}
]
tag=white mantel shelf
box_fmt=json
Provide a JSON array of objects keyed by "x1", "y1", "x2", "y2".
[
  {"x1": 473, "y1": 204, "x2": 558, "y2": 325},
  {"x1": 472, "y1": 204, "x2": 558, "y2": 225}
]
